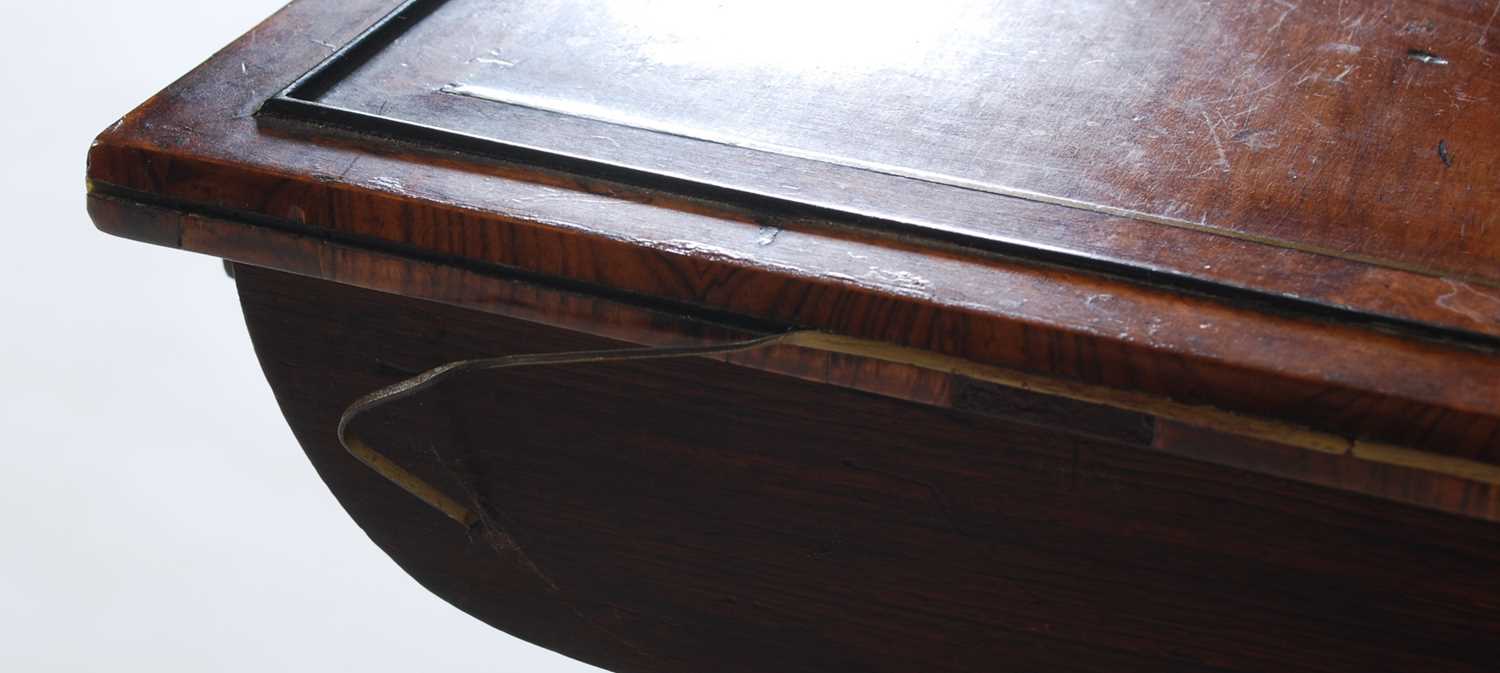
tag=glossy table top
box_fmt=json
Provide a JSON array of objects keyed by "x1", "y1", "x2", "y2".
[
  {"x1": 86, "y1": 0, "x2": 1500, "y2": 485},
  {"x1": 296, "y1": 0, "x2": 1500, "y2": 338}
]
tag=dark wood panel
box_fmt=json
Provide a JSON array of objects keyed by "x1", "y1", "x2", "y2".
[
  {"x1": 952, "y1": 376, "x2": 1156, "y2": 445},
  {"x1": 239, "y1": 265, "x2": 1500, "y2": 673}
]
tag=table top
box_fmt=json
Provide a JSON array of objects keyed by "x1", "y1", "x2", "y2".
[
  {"x1": 299, "y1": 0, "x2": 1500, "y2": 338},
  {"x1": 86, "y1": 0, "x2": 1500, "y2": 491}
]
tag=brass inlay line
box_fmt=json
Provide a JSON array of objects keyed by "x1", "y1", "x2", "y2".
[
  {"x1": 337, "y1": 333, "x2": 794, "y2": 526},
  {"x1": 339, "y1": 330, "x2": 1500, "y2": 533},
  {"x1": 790, "y1": 331, "x2": 1500, "y2": 485}
]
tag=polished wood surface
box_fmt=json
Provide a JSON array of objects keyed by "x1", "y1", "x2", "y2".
[
  {"x1": 87, "y1": 193, "x2": 1500, "y2": 521},
  {"x1": 85, "y1": 0, "x2": 1500, "y2": 470},
  {"x1": 318, "y1": 0, "x2": 1500, "y2": 314},
  {"x1": 241, "y1": 266, "x2": 1500, "y2": 673},
  {"x1": 85, "y1": 2, "x2": 1500, "y2": 669}
]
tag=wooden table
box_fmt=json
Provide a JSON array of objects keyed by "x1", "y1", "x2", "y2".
[{"x1": 88, "y1": 1, "x2": 1500, "y2": 671}]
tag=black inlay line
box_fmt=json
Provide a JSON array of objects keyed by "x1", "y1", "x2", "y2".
[
  {"x1": 280, "y1": 0, "x2": 446, "y2": 102},
  {"x1": 254, "y1": 0, "x2": 1500, "y2": 350},
  {"x1": 434, "y1": 80, "x2": 1500, "y2": 295}
]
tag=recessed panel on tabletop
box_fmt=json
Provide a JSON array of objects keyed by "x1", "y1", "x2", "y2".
[{"x1": 293, "y1": 0, "x2": 1500, "y2": 292}]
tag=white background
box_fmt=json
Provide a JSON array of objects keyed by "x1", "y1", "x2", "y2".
[{"x1": 0, "y1": 2, "x2": 599, "y2": 670}]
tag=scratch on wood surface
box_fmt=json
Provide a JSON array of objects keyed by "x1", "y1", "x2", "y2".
[
  {"x1": 1202, "y1": 57, "x2": 1310, "y2": 104},
  {"x1": 1480, "y1": 1, "x2": 1500, "y2": 49},
  {"x1": 1320, "y1": 43, "x2": 1361, "y2": 54},
  {"x1": 1341, "y1": 12, "x2": 1368, "y2": 42},
  {"x1": 1201, "y1": 111, "x2": 1231, "y2": 174},
  {"x1": 1268, "y1": 0, "x2": 1298, "y2": 33},
  {"x1": 1436, "y1": 280, "x2": 1500, "y2": 324},
  {"x1": 589, "y1": 134, "x2": 622, "y2": 148},
  {"x1": 1231, "y1": 128, "x2": 1280, "y2": 150},
  {"x1": 866, "y1": 267, "x2": 934, "y2": 295},
  {"x1": 336, "y1": 155, "x2": 361, "y2": 181}
]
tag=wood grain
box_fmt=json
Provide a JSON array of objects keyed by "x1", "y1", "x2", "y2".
[
  {"x1": 84, "y1": 2, "x2": 1500, "y2": 667},
  {"x1": 239, "y1": 265, "x2": 1500, "y2": 673},
  {"x1": 314, "y1": 0, "x2": 1500, "y2": 316},
  {"x1": 89, "y1": 195, "x2": 1500, "y2": 518},
  {"x1": 83, "y1": 0, "x2": 1500, "y2": 467}
]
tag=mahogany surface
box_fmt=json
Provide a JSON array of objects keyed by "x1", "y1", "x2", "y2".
[
  {"x1": 85, "y1": 193, "x2": 1500, "y2": 520},
  {"x1": 240, "y1": 266, "x2": 1500, "y2": 673},
  {"x1": 317, "y1": 0, "x2": 1500, "y2": 307},
  {"x1": 84, "y1": 0, "x2": 1500, "y2": 669},
  {"x1": 84, "y1": 0, "x2": 1500, "y2": 467}
]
